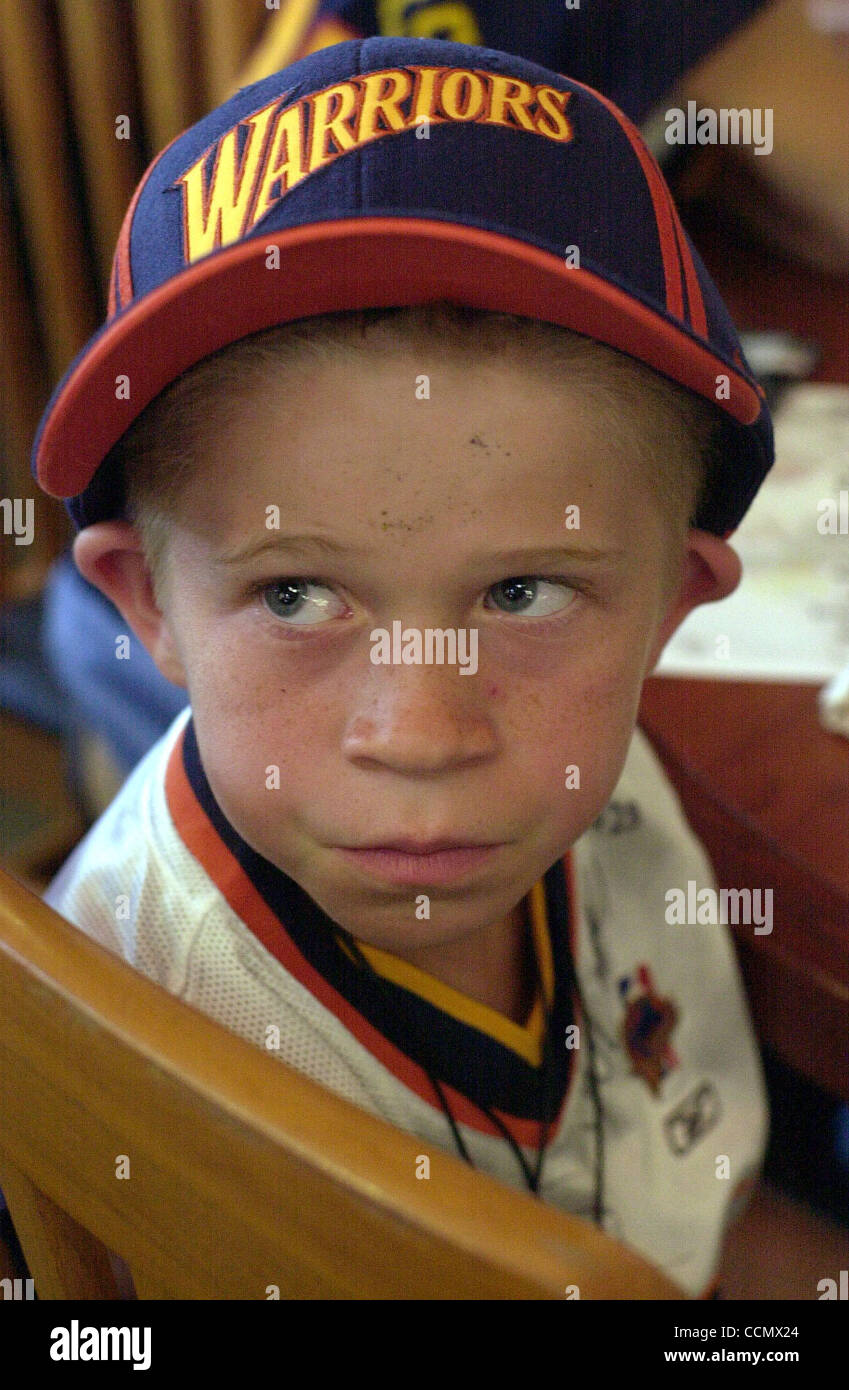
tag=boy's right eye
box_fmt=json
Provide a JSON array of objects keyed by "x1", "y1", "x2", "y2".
[{"x1": 261, "y1": 578, "x2": 346, "y2": 626}]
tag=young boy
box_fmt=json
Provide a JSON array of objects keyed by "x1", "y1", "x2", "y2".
[{"x1": 33, "y1": 37, "x2": 772, "y2": 1297}]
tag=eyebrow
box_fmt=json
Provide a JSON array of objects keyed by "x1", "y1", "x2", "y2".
[{"x1": 215, "y1": 533, "x2": 624, "y2": 568}]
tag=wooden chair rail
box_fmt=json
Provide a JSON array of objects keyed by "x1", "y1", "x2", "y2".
[{"x1": 0, "y1": 866, "x2": 683, "y2": 1300}]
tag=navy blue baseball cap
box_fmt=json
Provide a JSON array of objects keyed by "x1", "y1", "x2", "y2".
[{"x1": 32, "y1": 36, "x2": 773, "y2": 536}]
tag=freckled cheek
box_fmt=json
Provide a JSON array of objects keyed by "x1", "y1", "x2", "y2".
[
  {"x1": 509, "y1": 666, "x2": 640, "y2": 826},
  {"x1": 194, "y1": 658, "x2": 341, "y2": 825}
]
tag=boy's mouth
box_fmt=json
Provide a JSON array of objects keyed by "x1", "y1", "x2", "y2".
[
  {"x1": 335, "y1": 841, "x2": 503, "y2": 885},
  {"x1": 351, "y1": 837, "x2": 497, "y2": 854}
]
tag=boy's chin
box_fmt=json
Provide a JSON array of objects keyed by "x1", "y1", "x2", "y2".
[{"x1": 299, "y1": 873, "x2": 512, "y2": 948}]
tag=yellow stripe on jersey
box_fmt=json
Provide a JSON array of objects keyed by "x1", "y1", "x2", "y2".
[
  {"x1": 235, "y1": 0, "x2": 323, "y2": 93},
  {"x1": 377, "y1": 1, "x2": 482, "y2": 45},
  {"x1": 357, "y1": 878, "x2": 554, "y2": 1067},
  {"x1": 298, "y1": 18, "x2": 360, "y2": 57}
]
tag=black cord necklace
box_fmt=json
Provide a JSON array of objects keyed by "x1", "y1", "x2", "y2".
[{"x1": 333, "y1": 907, "x2": 606, "y2": 1221}]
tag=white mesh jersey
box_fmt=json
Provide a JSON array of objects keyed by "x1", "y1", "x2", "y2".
[{"x1": 45, "y1": 704, "x2": 767, "y2": 1296}]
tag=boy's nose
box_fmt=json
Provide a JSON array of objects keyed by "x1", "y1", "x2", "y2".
[{"x1": 341, "y1": 662, "x2": 498, "y2": 774}]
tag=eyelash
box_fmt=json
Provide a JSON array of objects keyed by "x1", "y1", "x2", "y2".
[{"x1": 249, "y1": 574, "x2": 582, "y2": 636}]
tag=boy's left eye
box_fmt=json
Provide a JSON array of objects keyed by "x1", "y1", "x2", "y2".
[
  {"x1": 261, "y1": 578, "x2": 346, "y2": 624},
  {"x1": 258, "y1": 575, "x2": 576, "y2": 626},
  {"x1": 484, "y1": 576, "x2": 576, "y2": 619}
]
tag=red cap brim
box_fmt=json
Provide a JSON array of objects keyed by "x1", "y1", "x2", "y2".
[{"x1": 35, "y1": 217, "x2": 762, "y2": 500}]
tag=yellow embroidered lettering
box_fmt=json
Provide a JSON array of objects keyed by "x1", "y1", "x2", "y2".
[
  {"x1": 307, "y1": 82, "x2": 359, "y2": 172},
  {"x1": 252, "y1": 104, "x2": 308, "y2": 225},
  {"x1": 357, "y1": 69, "x2": 413, "y2": 143},
  {"x1": 180, "y1": 100, "x2": 278, "y2": 262}
]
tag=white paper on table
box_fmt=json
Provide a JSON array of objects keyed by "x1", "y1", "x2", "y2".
[{"x1": 656, "y1": 384, "x2": 849, "y2": 683}]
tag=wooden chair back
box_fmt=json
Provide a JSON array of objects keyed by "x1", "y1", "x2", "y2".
[{"x1": 0, "y1": 865, "x2": 682, "y2": 1299}]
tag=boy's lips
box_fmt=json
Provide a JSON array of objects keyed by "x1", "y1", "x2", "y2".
[
  {"x1": 344, "y1": 837, "x2": 500, "y2": 853},
  {"x1": 334, "y1": 839, "x2": 505, "y2": 885}
]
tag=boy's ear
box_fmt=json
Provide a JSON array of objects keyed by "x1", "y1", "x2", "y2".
[
  {"x1": 72, "y1": 521, "x2": 188, "y2": 689},
  {"x1": 645, "y1": 529, "x2": 742, "y2": 674}
]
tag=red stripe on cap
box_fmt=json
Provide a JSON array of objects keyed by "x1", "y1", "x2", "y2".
[
  {"x1": 110, "y1": 182, "x2": 142, "y2": 318},
  {"x1": 583, "y1": 76, "x2": 708, "y2": 338},
  {"x1": 109, "y1": 130, "x2": 185, "y2": 320},
  {"x1": 673, "y1": 216, "x2": 708, "y2": 339},
  {"x1": 36, "y1": 219, "x2": 763, "y2": 499},
  {"x1": 107, "y1": 256, "x2": 120, "y2": 320},
  {"x1": 568, "y1": 77, "x2": 688, "y2": 324}
]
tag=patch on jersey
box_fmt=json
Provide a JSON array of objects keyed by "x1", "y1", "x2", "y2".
[
  {"x1": 176, "y1": 66, "x2": 573, "y2": 264},
  {"x1": 619, "y1": 964, "x2": 679, "y2": 1095},
  {"x1": 663, "y1": 1080, "x2": 721, "y2": 1155}
]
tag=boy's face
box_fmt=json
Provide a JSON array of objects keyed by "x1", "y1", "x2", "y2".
[{"x1": 79, "y1": 345, "x2": 736, "y2": 962}]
